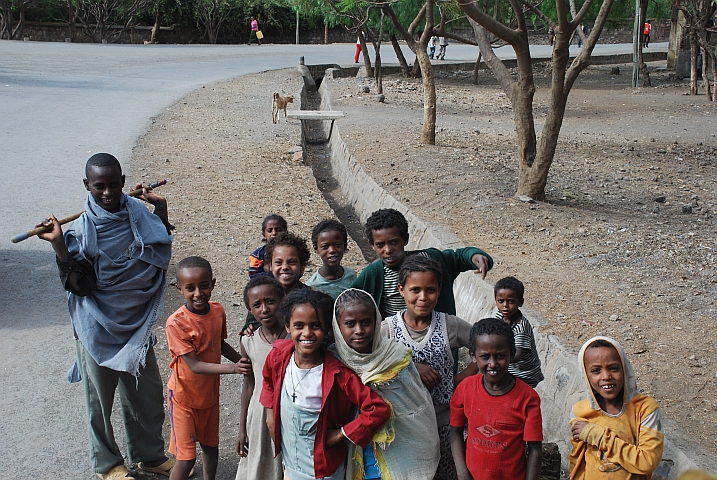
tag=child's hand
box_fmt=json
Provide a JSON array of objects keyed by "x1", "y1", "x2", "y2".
[
  {"x1": 325, "y1": 429, "x2": 345, "y2": 446},
  {"x1": 240, "y1": 324, "x2": 256, "y2": 337},
  {"x1": 36, "y1": 215, "x2": 70, "y2": 260},
  {"x1": 236, "y1": 431, "x2": 248, "y2": 457},
  {"x1": 415, "y1": 363, "x2": 442, "y2": 388},
  {"x1": 471, "y1": 253, "x2": 489, "y2": 280},
  {"x1": 36, "y1": 215, "x2": 63, "y2": 242},
  {"x1": 236, "y1": 357, "x2": 253, "y2": 375},
  {"x1": 571, "y1": 420, "x2": 588, "y2": 441}
]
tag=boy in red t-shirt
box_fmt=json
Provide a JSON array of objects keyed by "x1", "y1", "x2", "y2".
[
  {"x1": 450, "y1": 318, "x2": 543, "y2": 480},
  {"x1": 166, "y1": 256, "x2": 244, "y2": 480}
]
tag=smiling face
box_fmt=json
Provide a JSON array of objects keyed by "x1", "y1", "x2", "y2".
[
  {"x1": 398, "y1": 270, "x2": 440, "y2": 321},
  {"x1": 369, "y1": 227, "x2": 409, "y2": 269},
  {"x1": 338, "y1": 301, "x2": 376, "y2": 354},
  {"x1": 263, "y1": 219, "x2": 286, "y2": 243},
  {"x1": 286, "y1": 303, "x2": 326, "y2": 366},
  {"x1": 472, "y1": 333, "x2": 514, "y2": 391},
  {"x1": 246, "y1": 284, "x2": 282, "y2": 329},
  {"x1": 83, "y1": 165, "x2": 125, "y2": 213},
  {"x1": 583, "y1": 345, "x2": 625, "y2": 414},
  {"x1": 495, "y1": 288, "x2": 524, "y2": 324},
  {"x1": 271, "y1": 245, "x2": 305, "y2": 291},
  {"x1": 176, "y1": 266, "x2": 215, "y2": 314},
  {"x1": 315, "y1": 230, "x2": 346, "y2": 268}
]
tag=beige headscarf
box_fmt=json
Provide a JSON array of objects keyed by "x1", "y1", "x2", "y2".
[{"x1": 332, "y1": 288, "x2": 412, "y2": 385}]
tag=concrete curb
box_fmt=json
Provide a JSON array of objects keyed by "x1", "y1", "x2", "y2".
[{"x1": 301, "y1": 66, "x2": 717, "y2": 479}]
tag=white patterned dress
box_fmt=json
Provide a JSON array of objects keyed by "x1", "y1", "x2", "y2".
[{"x1": 235, "y1": 334, "x2": 284, "y2": 480}]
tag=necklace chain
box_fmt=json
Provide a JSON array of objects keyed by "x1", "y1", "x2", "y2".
[{"x1": 287, "y1": 358, "x2": 316, "y2": 403}]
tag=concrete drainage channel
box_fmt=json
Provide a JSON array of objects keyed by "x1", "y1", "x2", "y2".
[{"x1": 292, "y1": 60, "x2": 717, "y2": 479}]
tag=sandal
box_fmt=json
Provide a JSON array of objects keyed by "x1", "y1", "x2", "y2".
[
  {"x1": 96, "y1": 465, "x2": 135, "y2": 480},
  {"x1": 138, "y1": 458, "x2": 193, "y2": 478}
]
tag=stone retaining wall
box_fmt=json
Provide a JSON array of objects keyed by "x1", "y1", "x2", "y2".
[{"x1": 296, "y1": 64, "x2": 717, "y2": 479}]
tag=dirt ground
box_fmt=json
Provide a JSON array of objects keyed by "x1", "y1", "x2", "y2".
[{"x1": 130, "y1": 61, "x2": 716, "y2": 476}]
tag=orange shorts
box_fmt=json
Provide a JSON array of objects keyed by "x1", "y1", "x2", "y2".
[{"x1": 167, "y1": 390, "x2": 220, "y2": 460}]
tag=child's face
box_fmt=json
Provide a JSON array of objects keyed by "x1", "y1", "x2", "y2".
[
  {"x1": 286, "y1": 303, "x2": 326, "y2": 362},
  {"x1": 246, "y1": 285, "x2": 282, "y2": 329},
  {"x1": 271, "y1": 245, "x2": 305, "y2": 290},
  {"x1": 583, "y1": 345, "x2": 625, "y2": 411},
  {"x1": 471, "y1": 333, "x2": 513, "y2": 389},
  {"x1": 83, "y1": 165, "x2": 126, "y2": 213},
  {"x1": 176, "y1": 267, "x2": 215, "y2": 314},
  {"x1": 263, "y1": 219, "x2": 287, "y2": 243},
  {"x1": 315, "y1": 230, "x2": 346, "y2": 268},
  {"x1": 369, "y1": 227, "x2": 409, "y2": 269},
  {"x1": 338, "y1": 302, "x2": 376, "y2": 354},
  {"x1": 398, "y1": 271, "x2": 440, "y2": 319},
  {"x1": 495, "y1": 289, "x2": 524, "y2": 323}
]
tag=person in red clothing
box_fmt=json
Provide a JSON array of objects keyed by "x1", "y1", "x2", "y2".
[
  {"x1": 643, "y1": 20, "x2": 651, "y2": 48},
  {"x1": 450, "y1": 318, "x2": 543, "y2": 480},
  {"x1": 166, "y1": 256, "x2": 245, "y2": 480},
  {"x1": 260, "y1": 289, "x2": 391, "y2": 480}
]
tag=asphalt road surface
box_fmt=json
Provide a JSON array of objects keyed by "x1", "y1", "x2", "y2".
[{"x1": 0, "y1": 39, "x2": 650, "y2": 479}]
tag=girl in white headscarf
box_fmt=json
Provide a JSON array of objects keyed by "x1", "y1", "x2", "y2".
[
  {"x1": 570, "y1": 336, "x2": 664, "y2": 480},
  {"x1": 333, "y1": 289, "x2": 440, "y2": 480}
]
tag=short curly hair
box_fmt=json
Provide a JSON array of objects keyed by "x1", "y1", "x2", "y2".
[
  {"x1": 469, "y1": 317, "x2": 515, "y2": 355},
  {"x1": 176, "y1": 256, "x2": 213, "y2": 280},
  {"x1": 311, "y1": 219, "x2": 348, "y2": 249},
  {"x1": 398, "y1": 254, "x2": 443, "y2": 288},
  {"x1": 243, "y1": 275, "x2": 285, "y2": 309},
  {"x1": 265, "y1": 232, "x2": 311, "y2": 267},
  {"x1": 494, "y1": 276, "x2": 525, "y2": 299},
  {"x1": 364, "y1": 208, "x2": 409, "y2": 244}
]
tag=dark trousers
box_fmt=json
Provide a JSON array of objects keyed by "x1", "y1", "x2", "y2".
[{"x1": 76, "y1": 341, "x2": 166, "y2": 474}]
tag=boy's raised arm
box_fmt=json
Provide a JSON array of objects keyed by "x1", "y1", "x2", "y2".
[{"x1": 133, "y1": 183, "x2": 174, "y2": 234}]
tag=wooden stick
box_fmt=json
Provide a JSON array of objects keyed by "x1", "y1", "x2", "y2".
[{"x1": 11, "y1": 180, "x2": 167, "y2": 244}]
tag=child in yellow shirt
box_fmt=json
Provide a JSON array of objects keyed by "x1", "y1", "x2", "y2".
[{"x1": 570, "y1": 336, "x2": 664, "y2": 480}]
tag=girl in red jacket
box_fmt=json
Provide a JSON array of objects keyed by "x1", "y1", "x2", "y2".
[{"x1": 261, "y1": 289, "x2": 391, "y2": 480}]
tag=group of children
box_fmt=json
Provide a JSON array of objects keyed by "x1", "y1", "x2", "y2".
[{"x1": 164, "y1": 207, "x2": 665, "y2": 480}]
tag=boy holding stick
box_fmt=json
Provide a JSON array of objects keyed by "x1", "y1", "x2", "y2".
[{"x1": 37, "y1": 153, "x2": 179, "y2": 479}]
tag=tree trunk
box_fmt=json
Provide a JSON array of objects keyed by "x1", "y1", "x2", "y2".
[
  {"x1": 415, "y1": 48, "x2": 436, "y2": 144},
  {"x1": 517, "y1": 34, "x2": 572, "y2": 200},
  {"x1": 411, "y1": 56, "x2": 421, "y2": 78},
  {"x1": 638, "y1": 0, "x2": 651, "y2": 86},
  {"x1": 473, "y1": 52, "x2": 482, "y2": 84},
  {"x1": 374, "y1": 13, "x2": 385, "y2": 94},
  {"x1": 690, "y1": 29, "x2": 699, "y2": 95},
  {"x1": 324, "y1": 22, "x2": 328, "y2": 44},
  {"x1": 2, "y1": 0, "x2": 14, "y2": 39},
  {"x1": 667, "y1": 4, "x2": 685, "y2": 69},
  {"x1": 702, "y1": 50, "x2": 717, "y2": 102},
  {"x1": 358, "y1": 31, "x2": 373, "y2": 78},
  {"x1": 150, "y1": 7, "x2": 162, "y2": 43},
  {"x1": 390, "y1": 34, "x2": 410, "y2": 77}
]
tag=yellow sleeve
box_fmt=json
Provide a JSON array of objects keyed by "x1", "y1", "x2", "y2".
[
  {"x1": 569, "y1": 438, "x2": 588, "y2": 480},
  {"x1": 579, "y1": 409, "x2": 664, "y2": 475}
]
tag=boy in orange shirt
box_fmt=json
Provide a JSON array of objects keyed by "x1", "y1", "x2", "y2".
[{"x1": 166, "y1": 256, "x2": 244, "y2": 480}]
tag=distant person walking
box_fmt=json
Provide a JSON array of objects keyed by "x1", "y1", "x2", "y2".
[
  {"x1": 428, "y1": 36, "x2": 437, "y2": 59},
  {"x1": 249, "y1": 16, "x2": 261, "y2": 45},
  {"x1": 437, "y1": 37, "x2": 448, "y2": 60},
  {"x1": 354, "y1": 36, "x2": 362, "y2": 63},
  {"x1": 578, "y1": 24, "x2": 588, "y2": 48},
  {"x1": 643, "y1": 20, "x2": 651, "y2": 48}
]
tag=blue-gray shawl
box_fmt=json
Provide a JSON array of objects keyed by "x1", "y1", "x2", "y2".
[{"x1": 65, "y1": 193, "x2": 172, "y2": 381}]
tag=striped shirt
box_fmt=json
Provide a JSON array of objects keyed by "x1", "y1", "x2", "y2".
[{"x1": 496, "y1": 312, "x2": 544, "y2": 388}]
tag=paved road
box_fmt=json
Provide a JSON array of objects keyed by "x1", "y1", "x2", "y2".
[{"x1": 0, "y1": 40, "x2": 651, "y2": 479}]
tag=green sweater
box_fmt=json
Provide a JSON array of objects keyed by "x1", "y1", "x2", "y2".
[{"x1": 350, "y1": 247, "x2": 493, "y2": 316}]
